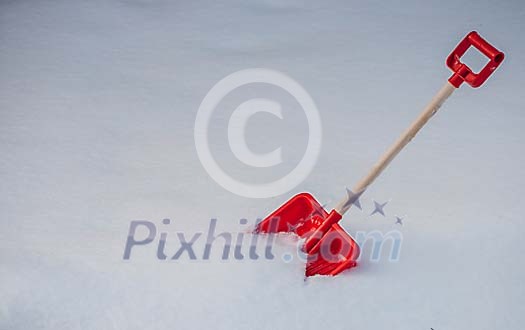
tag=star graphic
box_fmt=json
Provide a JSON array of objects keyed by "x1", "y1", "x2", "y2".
[
  {"x1": 370, "y1": 200, "x2": 388, "y2": 216},
  {"x1": 340, "y1": 188, "x2": 363, "y2": 211},
  {"x1": 395, "y1": 216, "x2": 403, "y2": 225}
]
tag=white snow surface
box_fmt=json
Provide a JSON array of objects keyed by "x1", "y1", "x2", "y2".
[{"x1": 1, "y1": 0, "x2": 524, "y2": 329}]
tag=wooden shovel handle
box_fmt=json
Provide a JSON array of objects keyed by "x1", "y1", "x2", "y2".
[
  {"x1": 333, "y1": 32, "x2": 504, "y2": 216},
  {"x1": 335, "y1": 82, "x2": 456, "y2": 215}
]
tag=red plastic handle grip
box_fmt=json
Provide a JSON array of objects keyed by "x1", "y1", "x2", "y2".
[{"x1": 446, "y1": 31, "x2": 504, "y2": 88}]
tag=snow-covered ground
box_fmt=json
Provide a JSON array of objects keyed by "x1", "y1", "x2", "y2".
[{"x1": 1, "y1": 0, "x2": 524, "y2": 329}]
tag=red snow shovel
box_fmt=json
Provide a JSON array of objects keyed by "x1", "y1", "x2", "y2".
[{"x1": 256, "y1": 31, "x2": 504, "y2": 277}]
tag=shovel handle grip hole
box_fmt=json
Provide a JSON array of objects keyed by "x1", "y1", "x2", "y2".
[{"x1": 446, "y1": 31, "x2": 504, "y2": 88}]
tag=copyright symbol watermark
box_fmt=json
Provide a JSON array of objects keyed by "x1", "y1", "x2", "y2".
[{"x1": 194, "y1": 68, "x2": 322, "y2": 198}]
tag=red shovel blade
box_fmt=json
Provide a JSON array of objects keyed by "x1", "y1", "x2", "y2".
[
  {"x1": 255, "y1": 193, "x2": 360, "y2": 276},
  {"x1": 305, "y1": 223, "x2": 360, "y2": 276},
  {"x1": 255, "y1": 193, "x2": 327, "y2": 237}
]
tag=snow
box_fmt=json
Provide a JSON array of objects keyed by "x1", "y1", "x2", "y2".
[{"x1": 1, "y1": 0, "x2": 524, "y2": 329}]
